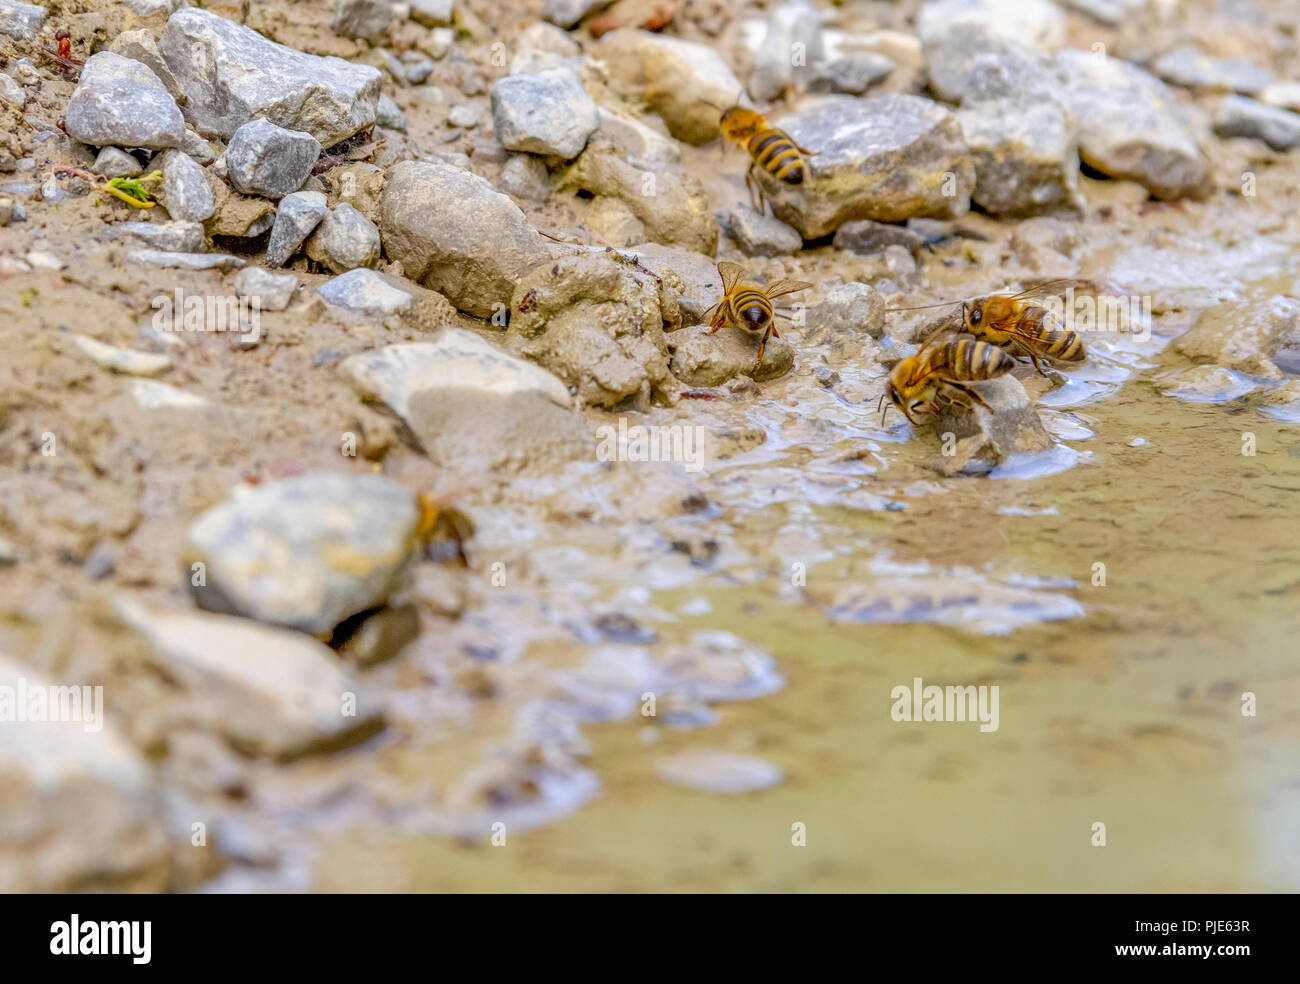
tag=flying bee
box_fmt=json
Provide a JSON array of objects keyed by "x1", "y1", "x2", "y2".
[
  {"x1": 702, "y1": 261, "x2": 812, "y2": 376},
  {"x1": 879, "y1": 335, "x2": 1016, "y2": 426},
  {"x1": 716, "y1": 105, "x2": 817, "y2": 213},
  {"x1": 894, "y1": 280, "x2": 1087, "y2": 376}
]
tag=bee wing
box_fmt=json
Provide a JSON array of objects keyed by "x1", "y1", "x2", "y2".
[
  {"x1": 1000, "y1": 278, "x2": 1090, "y2": 301},
  {"x1": 763, "y1": 279, "x2": 813, "y2": 299},
  {"x1": 716, "y1": 261, "x2": 746, "y2": 293}
]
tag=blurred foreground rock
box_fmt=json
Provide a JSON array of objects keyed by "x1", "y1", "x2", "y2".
[{"x1": 182, "y1": 473, "x2": 421, "y2": 635}]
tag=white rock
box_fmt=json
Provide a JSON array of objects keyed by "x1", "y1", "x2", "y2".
[
  {"x1": 0, "y1": 654, "x2": 169, "y2": 892},
  {"x1": 131, "y1": 379, "x2": 209, "y2": 408},
  {"x1": 117, "y1": 601, "x2": 384, "y2": 759},
  {"x1": 73, "y1": 335, "x2": 172, "y2": 376},
  {"x1": 656, "y1": 751, "x2": 784, "y2": 793}
]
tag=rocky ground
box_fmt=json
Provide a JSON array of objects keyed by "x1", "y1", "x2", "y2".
[{"x1": 1, "y1": 0, "x2": 1299, "y2": 892}]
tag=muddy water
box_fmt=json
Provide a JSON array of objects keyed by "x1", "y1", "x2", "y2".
[{"x1": 308, "y1": 266, "x2": 1300, "y2": 893}]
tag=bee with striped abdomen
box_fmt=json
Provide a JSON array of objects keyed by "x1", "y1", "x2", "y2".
[
  {"x1": 900, "y1": 280, "x2": 1087, "y2": 377},
  {"x1": 702, "y1": 261, "x2": 812, "y2": 376},
  {"x1": 718, "y1": 106, "x2": 817, "y2": 213},
  {"x1": 880, "y1": 335, "x2": 1016, "y2": 426}
]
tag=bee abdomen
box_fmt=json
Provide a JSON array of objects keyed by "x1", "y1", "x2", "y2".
[
  {"x1": 748, "y1": 129, "x2": 805, "y2": 185},
  {"x1": 1044, "y1": 329, "x2": 1087, "y2": 362},
  {"x1": 731, "y1": 288, "x2": 773, "y2": 330},
  {"x1": 950, "y1": 338, "x2": 1015, "y2": 379}
]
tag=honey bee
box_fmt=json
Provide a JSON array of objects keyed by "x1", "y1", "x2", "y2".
[
  {"x1": 900, "y1": 280, "x2": 1087, "y2": 376},
  {"x1": 717, "y1": 106, "x2": 817, "y2": 212},
  {"x1": 880, "y1": 335, "x2": 1016, "y2": 426},
  {"x1": 416, "y1": 492, "x2": 474, "y2": 566},
  {"x1": 702, "y1": 261, "x2": 812, "y2": 376}
]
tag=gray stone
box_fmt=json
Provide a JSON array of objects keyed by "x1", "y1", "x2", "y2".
[
  {"x1": 376, "y1": 93, "x2": 407, "y2": 131},
  {"x1": 669, "y1": 321, "x2": 795, "y2": 385},
  {"x1": 378, "y1": 160, "x2": 551, "y2": 318},
  {"x1": 933, "y1": 374, "x2": 1053, "y2": 471},
  {"x1": 65, "y1": 52, "x2": 186, "y2": 151},
  {"x1": 332, "y1": 0, "x2": 394, "y2": 44},
  {"x1": 543, "y1": 0, "x2": 611, "y2": 29},
  {"x1": 157, "y1": 149, "x2": 215, "y2": 222},
  {"x1": 749, "y1": 0, "x2": 825, "y2": 102},
  {"x1": 808, "y1": 53, "x2": 896, "y2": 95},
  {"x1": 305, "y1": 203, "x2": 381, "y2": 273},
  {"x1": 180, "y1": 129, "x2": 215, "y2": 164},
  {"x1": 91, "y1": 147, "x2": 143, "y2": 179},
  {"x1": 1153, "y1": 46, "x2": 1272, "y2": 95},
  {"x1": 621, "y1": 243, "x2": 723, "y2": 326},
  {"x1": 597, "y1": 29, "x2": 744, "y2": 144},
  {"x1": 341, "y1": 331, "x2": 587, "y2": 472},
  {"x1": 508, "y1": 251, "x2": 678, "y2": 408},
  {"x1": 410, "y1": 0, "x2": 455, "y2": 27},
  {"x1": 593, "y1": 105, "x2": 682, "y2": 169},
  {"x1": 510, "y1": 49, "x2": 573, "y2": 76},
  {"x1": 317, "y1": 268, "x2": 414, "y2": 315},
  {"x1": 226, "y1": 119, "x2": 321, "y2": 199},
  {"x1": 118, "y1": 601, "x2": 383, "y2": 759},
  {"x1": 491, "y1": 68, "x2": 600, "y2": 159},
  {"x1": 265, "y1": 191, "x2": 328, "y2": 267},
  {"x1": 497, "y1": 154, "x2": 552, "y2": 201},
  {"x1": 917, "y1": 0, "x2": 1065, "y2": 55},
  {"x1": 182, "y1": 472, "x2": 421, "y2": 634},
  {"x1": 518, "y1": 21, "x2": 581, "y2": 57},
  {"x1": 719, "y1": 205, "x2": 802, "y2": 258},
  {"x1": 0, "y1": 0, "x2": 45, "y2": 41},
  {"x1": 1213, "y1": 95, "x2": 1300, "y2": 151},
  {"x1": 922, "y1": 15, "x2": 1059, "y2": 104},
  {"x1": 120, "y1": 219, "x2": 206, "y2": 253},
  {"x1": 128, "y1": 249, "x2": 244, "y2": 271},
  {"x1": 757, "y1": 94, "x2": 975, "y2": 239},
  {"x1": 108, "y1": 28, "x2": 186, "y2": 106},
  {"x1": 806, "y1": 282, "x2": 886, "y2": 340},
  {"x1": 126, "y1": 0, "x2": 183, "y2": 13},
  {"x1": 448, "y1": 103, "x2": 480, "y2": 128},
  {"x1": 0, "y1": 654, "x2": 169, "y2": 892},
  {"x1": 558, "y1": 146, "x2": 717, "y2": 255},
  {"x1": 833, "y1": 219, "x2": 926, "y2": 256},
  {"x1": 234, "y1": 267, "x2": 298, "y2": 311},
  {"x1": 0, "y1": 70, "x2": 24, "y2": 110},
  {"x1": 1055, "y1": 49, "x2": 1209, "y2": 200},
  {"x1": 958, "y1": 97, "x2": 1080, "y2": 216},
  {"x1": 405, "y1": 57, "x2": 435, "y2": 85},
  {"x1": 160, "y1": 8, "x2": 382, "y2": 146}
]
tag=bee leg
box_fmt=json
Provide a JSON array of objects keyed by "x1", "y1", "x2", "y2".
[
  {"x1": 949, "y1": 382, "x2": 993, "y2": 412},
  {"x1": 753, "y1": 327, "x2": 771, "y2": 376},
  {"x1": 1019, "y1": 341, "x2": 1050, "y2": 377}
]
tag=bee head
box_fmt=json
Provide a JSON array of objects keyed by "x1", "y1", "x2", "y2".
[{"x1": 720, "y1": 106, "x2": 760, "y2": 139}]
